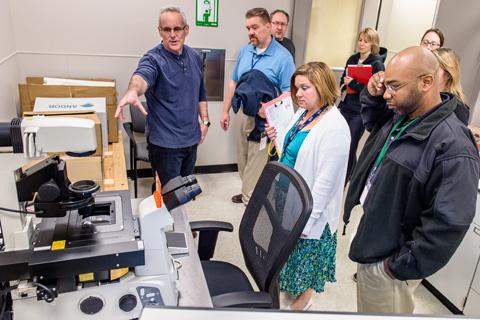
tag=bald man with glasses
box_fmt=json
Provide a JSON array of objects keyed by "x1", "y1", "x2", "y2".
[
  {"x1": 116, "y1": 6, "x2": 209, "y2": 187},
  {"x1": 343, "y1": 46, "x2": 479, "y2": 314}
]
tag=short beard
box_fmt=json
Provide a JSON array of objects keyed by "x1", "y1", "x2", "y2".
[{"x1": 395, "y1": 85, "x2": 422, "y2": 116}]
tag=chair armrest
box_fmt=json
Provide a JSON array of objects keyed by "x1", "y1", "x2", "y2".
[
  {"x1": 190, "y1": 220, "x2": 233, "y2": 260},
  {"x1": 122, "y1": 122, "x2": 136, "y2": 147},
  {"x1": 212, "y1": 291, "x2": 273, "y2": 308},
  {"x1": 189, "y1": 220, "x2": 233, "y2": 232}
]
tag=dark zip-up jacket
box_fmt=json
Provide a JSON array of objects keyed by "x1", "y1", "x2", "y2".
[
  {"x1": 339, "y1": 53, "x2": 385, "y2": 114},
  {"x1": 231, "y1": 69, "x2": 280, "y2": 142},
  {"x1": 343, "y1": 91, "x2": 480, "y2": 280}
]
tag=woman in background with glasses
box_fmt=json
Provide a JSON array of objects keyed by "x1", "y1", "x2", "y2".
[
  {"x1": 433, "y1": 47, "x2": 469, "y2": 124},
  {"x1": 420, "y1": 28, "x2": 444, "y2": 51},
  {"x1": 265, "y1": 62, "x2": 350, "y2": 310}
]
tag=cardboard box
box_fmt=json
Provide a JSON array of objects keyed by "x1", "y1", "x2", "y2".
[
  {"x1": 19, "y1": 76, "x2": 118, "y2": 142},
  {"x1": 62, "y1": 155, "x2": 103, "y2": 186},
  {"x1": 34, "y1": 97, "x2": 108, "y2": 150},
  {"x1": 23, "y1": 111, "x2": 103, "y2": 157}
]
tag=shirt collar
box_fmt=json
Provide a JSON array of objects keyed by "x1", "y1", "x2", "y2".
[
  {"x1": 160, "y1": 42, "x2": 186, "y2": 59},
  {"x1": 247, "y1": 36, "x2": 277, "y2": 56},
  {"x1": 398, "y1": 93, "x2": 457, "y2": 141}
]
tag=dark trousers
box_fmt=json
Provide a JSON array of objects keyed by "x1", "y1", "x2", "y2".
[
  {"x1": 148, "y1": 143, "x2": 198, "y2": 186},
  {"x1": 340, "y1": 110, "x2": 365, "y2": 182}
]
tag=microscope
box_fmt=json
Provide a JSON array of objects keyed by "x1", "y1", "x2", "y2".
[{"x1": 0, "y1": 116, "x2": 201, "y2": 320}]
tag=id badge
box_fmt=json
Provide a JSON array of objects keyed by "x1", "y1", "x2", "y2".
[
  {"x1": 340, "y1": 89, "x2": 347, "y2": 102},
  {"x1": 259, "y1": 132, "x2": 267, "y2": 151},
  {"x1": 359, "y1": 179, "x2": 371, "y2": 206}
]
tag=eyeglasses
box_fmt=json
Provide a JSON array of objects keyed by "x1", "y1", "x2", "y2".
[
  {"x1": 160, "y1": 26, "x2": 187, "y2": 34},
  {"x1": 421, "y1": 39, "x2": 440, "y2": 48},
  {"x1": 385, "y1": 74, "x2": 431, "y2": 94},
  {"x1": 385, "y1": 82, "x2": 409, "y2": 94},
  {"x1": 272, "y1": 21, "x2": 287, "y2": 27}
]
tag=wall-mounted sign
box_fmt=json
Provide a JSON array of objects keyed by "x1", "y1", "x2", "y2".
[{"x1": 196, "y1": 0, "x2": 218, "y2": 27}]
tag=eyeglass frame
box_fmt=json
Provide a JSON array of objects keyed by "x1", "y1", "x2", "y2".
[
  {"x1": 384, "y1": 74, "x2": 433, "y2": 95},
  {"x1": 159, "y1": 25, "x2": 187, "y2": 35},
  {"x1": 420, "y1": 39, "x2": 440, "y2": 48},
  {"x1": 271, "y1": 21, "x2": 288, "y2": 27}
]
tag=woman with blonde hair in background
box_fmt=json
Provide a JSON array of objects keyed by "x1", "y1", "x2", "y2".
[
  {"x1": 433, "y1": 47, "x2": 469, "y2": 124},
  {"x1": 338, "y1": 27, "x2": 385, "y2": 182},
  {"x1": 265, "y1": 62, "x2": 350, "y2": 310}
]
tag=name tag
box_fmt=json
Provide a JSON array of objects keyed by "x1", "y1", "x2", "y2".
[
  {"x1": 259, "y1": 133, "x2": 267, "y2": 151},
  {"x1": 359, "y1": 179, "x2": 372, "y2": 206}
]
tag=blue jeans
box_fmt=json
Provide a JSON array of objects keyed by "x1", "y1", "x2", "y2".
[{"x1": 148, "y1": 143, "x2": 198, "y2": 186}]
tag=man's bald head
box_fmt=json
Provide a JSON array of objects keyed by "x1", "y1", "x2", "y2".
[{"x1": 389, "y1": 46, "x2": 439, "y2": 78}]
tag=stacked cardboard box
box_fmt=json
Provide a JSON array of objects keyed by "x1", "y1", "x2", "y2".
[
  {"x1": 18, "y1": 76, "x2": 118, "y2": 143},
  {"x1": 62, "y1": 155, "x2": 103, "y2": 188}
]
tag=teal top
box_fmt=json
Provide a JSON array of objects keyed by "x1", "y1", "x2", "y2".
[{"x1": 280, "y1": 129, "x2": 310, "y2": 168}]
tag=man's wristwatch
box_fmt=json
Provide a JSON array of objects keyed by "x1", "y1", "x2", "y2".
[{"x1": 202, "y1": 119, "x2": 211, "y2": 127}]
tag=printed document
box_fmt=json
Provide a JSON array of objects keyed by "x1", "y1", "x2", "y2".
[{"x1": 264, "y1": 92, "x2": 294, "y2": 157}]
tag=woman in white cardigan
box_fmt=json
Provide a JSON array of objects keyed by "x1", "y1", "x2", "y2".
[{"x1": 265, "y1": 62, "x2": 350, "y2": 310}]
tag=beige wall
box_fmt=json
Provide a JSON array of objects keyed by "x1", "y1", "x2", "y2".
[
  {"x1": 4, "y1": 0, "x2": 293, "y2": 166},
  {"x1": 0, "y1": 0, "x2": 19, "y2": 121},
  {"x1": 435, "y1": 0, "x2": 480, "y2": 125},
  {"x1": 305, "y1": 0, "x2": 363, "y2": 68},
  {"x1": 381, "y1": 0, "x2": 438, "y2": 62}
]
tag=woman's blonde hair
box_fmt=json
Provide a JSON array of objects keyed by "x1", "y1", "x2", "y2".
[
  {"x1": 290, "y1": 62, "x2": 339, "y2": 107},
  {"x1": 359, "y1": 27, "x2": 380, "y2": 55},
  {"x1": 433, "y1": 48, "x2": 465, "y2": 103}
]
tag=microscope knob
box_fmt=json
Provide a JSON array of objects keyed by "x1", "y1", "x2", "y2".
[
  {"x1": 119, "y1": 294, "x2": 137, "y2": 312},
  {"x1": 79, "y1": 295, "x2": 104, "y2": 315},
  {"x1": 37, "y1": 180, "x2": 60, "y2": 202}
]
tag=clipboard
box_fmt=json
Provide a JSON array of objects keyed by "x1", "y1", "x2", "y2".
[
  {"x1": 263, "y1": 92, "x2": 294, "y2": 157},
  {"x1": 346, "y1": 64, "x2": 373, "y2": 94}
]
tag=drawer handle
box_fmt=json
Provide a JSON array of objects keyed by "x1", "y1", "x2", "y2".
[{"x1": 474, "y1": 227, "x2": 480, "y2": 236}]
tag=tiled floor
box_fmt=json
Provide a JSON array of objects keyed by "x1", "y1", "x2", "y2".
[{"x1": 133, "y1": 172, "x2": 451, "y2": 315}]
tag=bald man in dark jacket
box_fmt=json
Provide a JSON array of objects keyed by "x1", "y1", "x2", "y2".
[{"x1": 343, "y1": 46, "x2": 480, "y2": 314}]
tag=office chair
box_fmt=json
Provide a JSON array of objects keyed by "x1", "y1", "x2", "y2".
[
  {"x1": 190, "y1": 162, "x2": 313, "y2": 308},
  {"x1": 123, "y1": 102, "x2": 149, "y2": 198}
]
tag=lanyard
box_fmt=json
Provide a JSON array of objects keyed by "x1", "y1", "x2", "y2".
[
  {"x1": 371, "y1": 115, "x2": 418, "y2": 176},
  {"x1": 281, "y1": 105, "x2": 328, "y2": 159},
  {"x1": 251, "y1": 53, "x2": 263, "y2": 69}
]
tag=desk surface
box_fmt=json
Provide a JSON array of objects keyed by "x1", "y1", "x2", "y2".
[
  {"x1": 131, "y1": 199, "x2": 213, "y2": 308},
  {"x1": 140, "y1": 306, "x2": 464, "y2": 320},
  {"x1": 171, "y1": 206, "x2": 213, "y2": 308}
]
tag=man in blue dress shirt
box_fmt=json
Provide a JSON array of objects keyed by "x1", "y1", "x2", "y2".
[
  {"x1": 220, "y1": 7, "x2": 295, "y2": 205},
  {"x1": 116, "y1": 6, "x2": 209, "y2": 186}
]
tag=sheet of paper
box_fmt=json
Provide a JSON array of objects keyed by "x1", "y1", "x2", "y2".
[
  {"x1": 44, "y1": 77, "x2": 115, "y2": 87},
  {"x1": 264, "y1": 92, "x2": 294, "y2": 157}
]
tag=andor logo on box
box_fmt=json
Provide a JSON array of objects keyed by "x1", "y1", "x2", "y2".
[{"x1": 47, "y1": 103, "x2": 94, "y2": 109}]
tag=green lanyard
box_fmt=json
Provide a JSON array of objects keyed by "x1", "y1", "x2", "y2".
[{"x1": 372, "y1": 115, "x2": 418, "y2": 173}]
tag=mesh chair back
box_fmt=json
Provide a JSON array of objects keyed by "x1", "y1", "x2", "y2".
[
  {"x1": 130, "y1": 102, "x2": 147, "y2": 133},
  {"x1": 239, "y1": 162, "x2": 313, "y2": 296}
]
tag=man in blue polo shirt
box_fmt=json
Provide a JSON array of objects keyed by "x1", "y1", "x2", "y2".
[
  {"x1": 116, "y1": 6, "x2": 209, "y2": 186},
  {"x1": 220, "y1": 7, "x2": 295, "y2": 205}
]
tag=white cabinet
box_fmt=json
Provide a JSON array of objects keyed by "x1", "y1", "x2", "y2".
[
  {"x1": 464, "y1": 238, "x2": 480, "y2": 316},
  {"x1": 464, "y1": 289, "x2": 480, "y2": 315},
  {"x1": 427, "y1": 223, "x2": 480, "y2": 310}
]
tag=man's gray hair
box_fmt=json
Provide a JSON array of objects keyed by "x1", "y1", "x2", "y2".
[{"x1": 159, "y1": 6, "x2": 188, "y2": 26}]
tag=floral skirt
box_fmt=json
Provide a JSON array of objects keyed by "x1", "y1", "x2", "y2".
[{"x1": 279, "y1": 224, "x2": 337, "y2": 296}]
